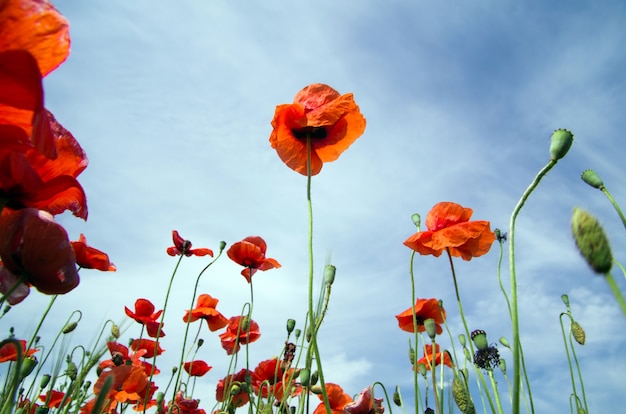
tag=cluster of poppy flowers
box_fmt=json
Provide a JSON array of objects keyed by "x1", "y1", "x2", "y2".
[{"x1": 0, "y1": 0, "x2": 115, "y2": 305}]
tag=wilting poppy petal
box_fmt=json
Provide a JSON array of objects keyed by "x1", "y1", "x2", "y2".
[{"x1": 269, "y1": 84, "x2": 366, "y2": 176}]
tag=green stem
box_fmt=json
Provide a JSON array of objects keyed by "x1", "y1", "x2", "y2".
[
  {"x1": 558, "y1": 313, "x2": 578, "y2": 414},
  {"x1": 601, "y1": 186, "x2": 626, "y2": 230},
  {"x1": 568, "y1": 329, "x2": 588, "y2": 413},
  {"x1": 605, "y1": 272, "x2": 626, "y2": 316},
  {"x1": 487, "y1": 370, "x2": 504, "y2": 414},
  {"x1": 509, "y1": 159, "x2": 556, "y2": 414},
  {"x1": 408, "y1": 251, "x2": 421, "y2": 414}
]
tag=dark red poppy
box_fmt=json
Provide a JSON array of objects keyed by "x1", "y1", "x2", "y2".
[
  {"x1": 227, "y1": 236, "x2": 281, "y2": 283},
  {"x1": 182, "y1": 294, "x2": 228, "y2": 331},
  {"x1": 0, "y1": 208, "x2": 78, "y2": 303},
  {"x1": 344, "y1": 386, "x2": 384, "y2": 414},
  {"x1": 313, "y1": 383, "x2": 352, "y2": 414},
  {"x1": 416, "y1": 343, "x2": 453, "y2": 369},
  {"x1": 167, "y1": 392, "x2": 205, "y2": 414},
  {"x1": 395, "y1": 298, "x2": 446, "y2": 335},
  {"x1": 269, "y1": 84, "x2": 366, "y2": 176},
  {"x1": 219, "y1": 316, "x2": 261, "y2": 355},
  {"x1": 216, "y1": 369, "x2": 251, "y2": 408},
  {"x1": 125, "y1": 298, "x2": 165, "y2": 338},
  {"x1": 404, "y1": 202, "x2": 495, "y2": 260},
  {"x1": 130, "y1": 339, "x2": 164, "y2": 359},
  {"x1": 183, "y1": 360, "x2": 212, "y2": 377},
  {"x1": 71, "y1": 234, "x2": 115, "y2": 271},
  {"x1": 166, "y1": 230, "x2": 213, "y2": 257},
  {"x1": 0, "y1": 339, "x2": 38, "y2": 362},
  {"x1": 39, "y1": 390, "x2": 68, "y2": 408}
]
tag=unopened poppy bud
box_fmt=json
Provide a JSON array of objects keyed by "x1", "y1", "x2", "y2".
[
  {"x1": 424, "y1": 408, "x2": 434, "y2": 414},
  {"x1": 549, "y1": 128, "x2": 574, "y2": 161},
  {"x1": 310, "y1": 370, "x2": 319, "y2": 386},
  {"x1": 62, "y1": 322, "x2": 77, "y2": 334},
  {"x1": 561, "y1": 294, "x2": 570, "y2": 307},
  {"x1": 408, "y1": 347, "x2": 416, "y2": 365},
  {"x1": 458, "y1": 334, "x2": 466, "y2": 348},
  {"x1": 498, "y1": 358, "x2": 506, "y2": 375},
  {"x1": 111, "y1": 324, "x2": 120, "y2": 339},
  {"x1": 156, "y1": 392, "x2": 165, "y2": 408},
  {"x1": 424, "y1": 319, "x2": 437, "y2": 340},
  {"x1": 2, "y1": 305, "x2": 10, "y2": 316},
  {"x1": 323, "y1": 264, "x2": 336, "y2": 285},
  {"x1": 219, "y1": 241, "x2": 227, "y2": 251},
  {"x1": 571, "y1": 207, "x2": 613, "y2": 274},
  {"x1": 581, "y1": 169, "x2": 604, "y2": 189},
  {"x1": 310, "y1": 385, "x2": 323, "y2": 394},
  {"x1": 299, "y1": 368, "x2": 310, "y2": 387},
  {"x1": 471, "y1": 330, "x2": 488, "y2": 351},
  {"x1": 411, "y1": 213, "x2": 421, "y2": 229},
  {"x1": 34, "y1": 406, "x2": 49, "y2": 414},
  {"x1": 463, "y1": 348, "x2": 472, "y2": 362},
  {"x1": 197, "y1": 338, "x2": 204, "y2": 348},
  {"x1": 305, "y1": 327, "x2": 312, "y2": 343},
  {"x1": 66, "y1": 361, "x2": 77, "y2": 380},
  {"x1": 230, "y1": 384, "x2": 241, "y2": 396},
  {"x1": 20, "y1": 356, "x2": 38, "y2": 379},
  {"x1": 577, "y1": 408, "x2": 587, "y2": 414},
  {"x1": 83, "y1": 381, "x2": 91, "y2": 390},
  {"x1": 172, "y1": 366, "x2": 178, "y2": 374},
  {"x1": 241, "y1": 316, "x2": 250, "y2": 331},
  {"x1": 393, "y1": 385, "x2": 402, "y2": 406},
  {"x1": 499, "y1": 337, "x2": 511, "y2": 349},
  {"x1": 294, "y1": 329, "x2": 301, "y2": 339},
  {"x1": 571, "y1": 321, "x2": 586, "y2": 345},
  {"x1": 286, "y1": 319, "x2": 296, "y2": 334},
  {"x1": 40, "y1": 374, "x2": 51, "y2": 389},
  {"x1": 452, "y1": 375, "x2": 475, "y2": 414},
  {"x1": 418, "y1": 363, "x2": 427, "y2": 377}
]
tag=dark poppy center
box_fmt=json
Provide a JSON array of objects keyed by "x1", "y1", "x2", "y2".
[{"x1": 291, "y1": 126, "x2": 327, "y2": 140}]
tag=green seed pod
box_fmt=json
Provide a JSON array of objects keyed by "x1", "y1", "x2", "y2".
[
  {"x1": 310, "y1": 370, "x2": 319, "y2": 386},
  {"x1": 452, "y1": 375, "x2": 475, "y2": 414},
  {"x1": 549, "y1": 128, "x2": 574, "y2": 161},
  {"x1": 40, "y1": 374, "x2": 51, "y2": 389},
  {"x1": 323, "y1": 265, "x2": 336, "y2": 285},
  {"x1": 294, "y1": 329, "x2": 301, "y2": 339},
  {"x1": 471, "y1": 330, "x2": 488, "y2": 351},
  {"x1": 571, "y1": 207, "x2": 613, "y2": 274},
  {"x1": 561, "y1": 294, "x2": 570, "y2": 307},
  {"x1": 197, "y1": 338, "x2": 204, "y2": 348},
  {"x1": 393, "y1": 385, "x2": 402, "y2": 406},
  {"x1": 424, "y1": 319, "x2": 437, "y2": 340},
  {"x1": 62, "y1": 322, "x2": 77, "y2": 334},
  {"x1": 299, "y1": 368, "x2": 310, "y2": 387},
  {"x1": 411, "y1": 213, "x2": 421, "y2": 229},
  {"x1": 219, "y1": 241, "x2": 227, "y2": 251},
  {"x1": 571, "y1": 321, "x2": 586, "y2": 345},
  {"x1": 286, "y1": 319, "x2": 296, "y2": 334},
  {"x1": 458, "y1": 334, "x2": 466, "y2": 348},
  {"x1": 20, "y1": 356, "x2": 38, "y2": 379},
  {"x1": 581, "y1": 169, "x2": 604, "y2": 189}
]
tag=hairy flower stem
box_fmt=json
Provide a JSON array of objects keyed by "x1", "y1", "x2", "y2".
[
  {"x1": 509, "y1": 159, "x2": 556, "y2": 414},
  {"x1": 446, "y1": 249, "x2": 496, "y2": 414},
  {"x1": 605, "y1": 272, "x2": 626, "y2": 315},
  {"x1": 305, "y1": 137, "x2": 332, "y2": 414},
  {"x1": 600, "y1": 186, "x2": 626, "y2": 230}
]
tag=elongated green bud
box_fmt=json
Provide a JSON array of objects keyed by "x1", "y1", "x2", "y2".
[
  {"x1": 452, "y1": 375, "x2": 475, "y2": 414},
  {"x1": 571, "y1": 321, "x2": 586, "y2": 345},
  {"x1": 299, "y1": 368, "x2": 310, "y2": 387},
  {"x1": 324, "y1": 265, "x2": 336, "y2": 285},
  {"x1": 393, "y1": 385, "x2": 402, "y2": 406},
  {"x1": 458, "y1": 334, "x2": 466, "y2": 348},
  {"x1": 310, "y1": 370, "x2": 319, "y2": 386},
  {"x1": 411, "y1": 213, "x2": 421, "y2": 229},
  {"x1": 499, "y1": 337, "x2": 511, "y2": 349},
  {"x1": 40, "y1": 374, "x2": 51, "y2": 389},
  {"x1": 20, "y1": 356, "x2": 38, "y2": 379},
  {"x1": 561, "y1": 294, "x2": 570, "y2": 307},
  {"x1": 408, "y1": 347, "x2": 415, "y2": 365},
  {"x1": 66, "y1": 361, "x2": 77, "y2": 381},
  {"x1": 581, "y1": 169, "x2": 604, "y2": 189},
  {"x1": 550, "y1": 128, "x2": 574, "y2": 160},
  {"x1": 571, "y1": 207, "x2": 613, "y2": 274},
  {"x1": 286, "y1": 319, "x2": 296, "y2": 334},
  {"x1": 424, "y1": 319, "x2": 437, "y2": 340},
  {"x1": 62, "y1": 322, "x2": 77, "y2": 334}
]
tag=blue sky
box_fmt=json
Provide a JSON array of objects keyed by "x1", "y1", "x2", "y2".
[{"x1": 8, "y1": 0, "x2": 626, "y2": 412}]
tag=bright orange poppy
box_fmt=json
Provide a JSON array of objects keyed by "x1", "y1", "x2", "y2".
[
  {"x1": 269, "y1": 83, "x2": 366, "y2": 175},
  {"x1": 71, "y1": 234, "x2": 116, "y2": 271},
  {"x1": 183, "y1": 360, "x2": 212, "y2": 377},
  {"x1": 417, "y1": 343, "x2": 453, "y2": 368},
  {"x1": 125, "y1": 298, "x2": 165, "y2": 338},
  {"x1": 166, "y1": 230, "x2": 213, "y2": 257},
  {"x1": 182, "y1": 293, "x2": 228, "y2": 331},
  {"x1": 404, "y1": 202, "x2": 496, "y2": 260},
  {"x1": 219, "y1": 315, "x2": 261, "y2": 355},
  {"x1": 395, "y1": 298, "x2": 446, "y2": 335},
  {"x1": 0, "y1": 339, "x2": 38, "y2": 362},
  {"x1": 227, "y1": 236, "x2": 280, "y2": 283},
  {"x1": 216, "y1": 368, "x2": 251, "y2": 408},
  {"x1": 251, "y1": 358, "x2": 301, "y2": 401},
  {"x1": 130, "y1": 339, "x2": 164, "y2": 359},
  {"x1": 313, "y1": 383, "x2": 353, "y2": 414}
]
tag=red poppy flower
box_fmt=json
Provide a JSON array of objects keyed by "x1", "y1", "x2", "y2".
[
  {"x1": 166, "y1": 230, "x2": 213, "y2": 257},
  {"x1": 269, "y1": 84, "x2": 366, "y2": 176},
  {"x1": 404, "y1": 202, "x2": 496, "y2": 260},
  {"x1": 0, "y1": 339, "x2": 38, "y2": 362},
  {"x1": 227, "y1": 236, "x2": 280, "y2": 283},
  {"x1": 167, "y1": 392, "x2": 206, "y2": 414},
  {"x1": 416, "y1": 343, "x2": 453, "y2": 369},
  {"x1": 39, "y1": 390, "x2": 69, "y2": 408},
  {"x1": 216, "y1": 369, "x2": 251, "y2": 408},
  {"x1": 0, "y1": 208, "x2": 78, "y2": 303},
  {"x1": 71, "y1": 234, "x2": 116, "y2": 271},
  {"x1": 125, "y1": 298, "x2": 165, "y2": 338},
  {"x1": 219, "y1": 315, "x2": 261, "y2": 355},
  {"x1": 313, "y1": 383, "x2": 352, "y2": 414},
  {"x1": 130, "y1": 338, "x2": 164, "y2": 359},
  {"x1": 395, "y1": 298, "x2": 446, "y2": 335},
  {"x1": 251, "y1": 358, "x2": 301, "y2": 401},
  {"x1": 183, "y1": 360, "x2": 212, "y2": 377},
  {"x1": 344, "y1": 386, "x2": 384, "y2": 414},
  {"x1": 94, "y1": 363, "x2": 155, "y2": 406},
  {"x1": 182, "y1": 294, "x2": 228, "y2": 331},
  {"x1": 99, "y1": 342, "x2": 159, "y2": 375}
]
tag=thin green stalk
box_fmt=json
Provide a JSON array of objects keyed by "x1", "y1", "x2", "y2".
[
  {"x1": 509, "y1": 159, "x2": 556, "y2": 414},
  {"x1": 487, "y1": 370, "x2": 504, "y2": 414},
  {"x1": 613, "y1": 259, "x2": 626, "y2": 282},
  {"x1": 408, "y1": 251, "x2": 420, "y2": 414},
  {"x1": 568, "y1": 332, "x2": 588, "y2": 412},
  {"x1": 0, "y1": 339, "x2": 23, "y2": 414},
  {"x1": 558, "y1": 313, "x2": 579, "y2": 414},
  {"x1": 600, "y1": 187, "x2": 626, "y2": 230},
  {"x1": 429, "y1": 341, "x2": 441, "y2": 414},
  {"x1": 26, "y1": 295, "x2": 58, "y2": 351},
  {"x1": 605, "y1": 272, "x2": 626, "y2": 316}
]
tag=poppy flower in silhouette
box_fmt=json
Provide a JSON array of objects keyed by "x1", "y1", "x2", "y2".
[
  {"x1": 71, "y1": 234, "x2": 116, "y2": 271},
  {"x1": 404, "y1": 202, "x2": 495, "y2": 260},
  {"x1": 0, "y1": 208, "x2": 78, "y2": 303},
  {"x1": 417, "y1": 343, "x2": 453, "y2": 368},
  {"x1": 313, "y1": 383, "x2": 352, "y2": 414},
  {"x1": 395, "y1": 298, "x2": 446, "y2": 335},
  {"x1": 0, "y1": 339, "x2": 38, "y2": 362},
  {"x1": 269, "y1": 83, "x2": 366, "y2": 175},
  {"x1": 219, "y1": 315, "x2": 261, "y2": 355},
  {"x1": 183, "y1": 360, "x2": 212, "y2": 377},
  {"x1": 182, "y1": 294, "x2": 228, "y2": 331},
  {"x1": 216, "y1": 368, "x2": 251, "y2": 408},
  {"x1": 125, "y1": 299, "x2": 165, "y2": 338},
  {"x1": 227, "y1": 236, "x2": 280, "y2": 283},
  {"x1": 344, "y1": 386, "x2": 385, "y2": 414},
  {"x1": 166, "y1": 230, "x2": 213, "y2": 257}
]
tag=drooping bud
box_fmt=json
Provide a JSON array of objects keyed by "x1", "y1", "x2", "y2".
[
  {"x1": 323, "y1": 265, "x2": 336, "y2": 285},
  {"x1": 294, "y1": 329, "x2": 301, "y2": 339},
  {"x1": 424, "y1": 319, "x2": 437, "y2": 340},
  {"x1": 62, "y1": 322, "x2": 77, "y2": 334},
  {"x1": 571, "y1": 321, "x2": 586, "y2": 345},
  {"x1": 581, "y1": 169, "x2": 604, "y2": 189},
  {"x1": 549, "y1": 128, "x2": 574, "y2": 161},
  {"x1": 571, "y1": 207, "x2": 613, "y2": 274},
  {"x1": 393, "y1": 385, "x2": 402, "y2": 406},
  {"x1": 197, "y1": 338, "x2": 204, "y2": 348},
  {"x1": 408, "y1": 347, "x2": 415, "y2": 365},
  {"x1": 40, "y1": 374, "x2": 51, "y2": 389},
  {"x1": 499, "y1": 337, "x2": 510, "y2": 349},
  {"x1": 452, "y1": 375, "x2": 475, "y2": 414},
  {"x1": 561, "y1": 294, "x2": 570, "y2": 308},
  {"x1": 20, "y1": 356, "x2": 38, "y2": 379},
  {"x1": 498, "y1": 358, "x2": 506, "y2": 375},
  {"x1": 458, "y1": 334, "x2": 466, "y2": 348},
  {"x1": 66, "y1": 361, "x2": 77, "y2": 381},
  {"x1": 219, "y1": 241, "x2": 227, "y2": 252},
  {"x1": 418, "y1": 363, "x2": 427, "y2": 377},
  {"x1": 470, "y1": 330, "x2": 488, "y2": 351},
  {"x1": 110, "y1": 324, "x2": 120, "y2": 339},
  {"x1": 310, "y1": 370, "x2": 319, "y2": 386},
  {"x1": 299, "y1": 368, "x2": 310, "y2": 387},
  {"x1": 286, "y1": 319, "x2": 296, "y2": 334},
  {"x1": 411, "y1": 213, "x2": 421, "y2": 229},
  {"x1": 463, "y1": 348, "x2": 472, "y2": 362},
  {"x1": 310, "y1": 385, "x2": 323, "y2": 395}
]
